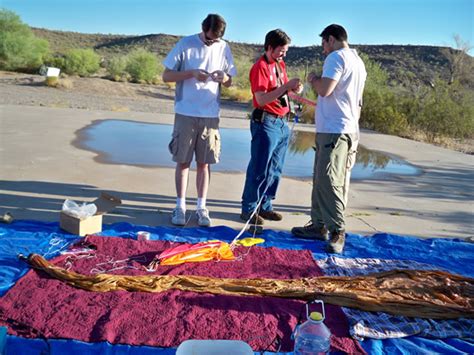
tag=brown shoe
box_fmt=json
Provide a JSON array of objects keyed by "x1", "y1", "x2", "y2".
[
  {"x1": 240, "y1": 212, "x2": 264, "y2": 225},
  {"x1": 326, "y1": 230, "x2": 346, "y2": 254},
  {"x1": 259, "y1": 210, "x2": 283, "y2": 221},
  {"x1": 291, "y1": 221, "x2": 328, "y2": 240}
]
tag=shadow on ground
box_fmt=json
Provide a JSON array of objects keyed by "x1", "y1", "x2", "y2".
[{"x1": 0, "y1": 180, "x2": 308, "y2": 228}]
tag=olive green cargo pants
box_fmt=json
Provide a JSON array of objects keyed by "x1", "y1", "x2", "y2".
[{"x1": 311, "y1": 133, "x2": 358, "y2": 233}]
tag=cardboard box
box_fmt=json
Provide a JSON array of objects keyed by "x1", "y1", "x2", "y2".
[{"x1": 60, "y1": 192, "x2": 122, "y2": 236}]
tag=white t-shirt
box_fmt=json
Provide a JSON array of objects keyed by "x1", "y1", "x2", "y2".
[
  {"x1": 163, "y1": 34, "x2": 237, "y2": 118},
  {"x1": 315, "y1": 48, "x2": 367, "y2": 133}
]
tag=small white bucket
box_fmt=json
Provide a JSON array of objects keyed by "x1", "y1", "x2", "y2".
[
  {"x1": 176, "y1": 339, "x2": 253, "y2": 355},
  {"x1": 137, "y1": 231, "x2": 151, "y2": 241}
]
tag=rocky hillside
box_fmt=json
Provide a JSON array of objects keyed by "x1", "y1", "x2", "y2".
[{"x1": 32, "y1": 27, "x2": 473, "y2": 86}]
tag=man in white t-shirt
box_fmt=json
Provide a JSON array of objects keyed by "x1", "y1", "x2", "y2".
[
  {"x1": 292, "y1": 24, "x2": 367, "y2": 253},
  {"x1": 162, "y1": 14, "x2": 237, "y2": 227}
]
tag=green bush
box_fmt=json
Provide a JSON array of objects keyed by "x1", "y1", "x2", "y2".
[
  {"x1": 359, "y1": 54, "x2": 473, "y2": 140},
  {"x1": 63, "y1": 48, "x2": 100, "y2": 76},
  {"x1": 0, "y1": 9, "x2": 50, "y2": 71},
  {"x1": 230, "y1": 56, "x2": 253, "y2": 89},
  {"x1": 106, "y1": 55, "x2": 127, "y2": 81},
  {"x1": 125, "y1": 49, "x2": 159, "y2": 83},
  {"x1": 414, "y1": 80, "x2": 474, "y2": 140},
  {"x1": 43, "y1": 54, "x2": 65, "y2": 69},
  {"x1": 361, "y1": 88, "x2": 408, "y2": 135},
  {"x1": 359, "y1": 53, "x2": 409, "y2": 135}
]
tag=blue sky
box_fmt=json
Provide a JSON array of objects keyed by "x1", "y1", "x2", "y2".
[{"x1": 3, "y1": 0, "x2": 473, "y2": 50}]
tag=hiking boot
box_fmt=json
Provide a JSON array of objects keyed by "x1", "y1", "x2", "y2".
[
  {"x1": 196, "y1": 208, "x2": 211, "y2": 227},
  {"x1": 291, "y1": 221, "x2": 328, "y2": 240},
  {"x1": 240, "y1": 212, "x2": 264, "y2": 225},
  {"x1": 171, "y1": 207, "x2": 186, "y2": 226},
  {"x1": 326, "y1": 230, "x2": 346, "y2": 254},
  {"x1": 259, "y1": 210, "x2": 283, "y2": 221}
]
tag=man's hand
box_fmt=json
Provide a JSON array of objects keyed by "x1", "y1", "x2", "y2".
[
  {"x1": 293, "y1": 82, "x2": 304, "y2": 94},
  {"x1": 307, "y1": 72, "x2": 337, "y2": 97},
  {"x1": 193, "y1": 69, "x2": 210, "y2": 82},
  {"x1": 210, "y1": 70, "x2": 227, "y2": 83},
  {"x1": 307, "y1": 72, "x2": 320, "y2": 84},
  {"x1": 284, "y1": 78, "x2": 301, "y2": 91}
]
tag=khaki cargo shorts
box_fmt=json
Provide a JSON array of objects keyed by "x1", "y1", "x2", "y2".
[{"x1": 168, "y1": 113, "x2": 221, "y2": 164}]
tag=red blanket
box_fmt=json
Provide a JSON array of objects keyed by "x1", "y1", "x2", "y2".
[{"x1": 0, "y1": 235, "x2": 364, "y2": 353}]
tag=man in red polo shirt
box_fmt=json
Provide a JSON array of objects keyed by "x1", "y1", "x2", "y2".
[{"x1": 240, "y1": 29, "x2": 302, "y2": 225}]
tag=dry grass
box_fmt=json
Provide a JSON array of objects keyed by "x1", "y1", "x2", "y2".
[
  {"x1": 405, "y1": 129, "x2": 474, "y2": 155},
  {"x1": 45, "y1": 76, "x2": 59, "y2": 87},
  {"x1": 221, "y1": 86, "x2": 252, "y2": 102},
  {"x1": 163, "y1": 81, "x2": 175, "y2": 90},
  {"x1": 56, "y1": 78, "x2": 74, "y2": 89},
  {"x1": 110, "y1": 105, "x2": 130, "y2": 112},
  {"x1": 46, "y1": 101, "x2": 70, "y2": 108}
]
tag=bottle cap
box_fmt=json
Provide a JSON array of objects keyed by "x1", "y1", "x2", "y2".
[{"x1": 309, "y1": 312, "x2": 323, "y2": 321}]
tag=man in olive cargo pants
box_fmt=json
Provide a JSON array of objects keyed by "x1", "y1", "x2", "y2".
[{"x1": 291, "y1": 24, "x2": 366, "y2": 254}]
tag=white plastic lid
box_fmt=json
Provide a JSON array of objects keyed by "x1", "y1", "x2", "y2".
[{"x1": 176, "y1": 339, "x2": 253, "y2": 355}]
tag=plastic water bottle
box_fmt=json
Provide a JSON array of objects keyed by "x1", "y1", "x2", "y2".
[{"x1": 293, "y1": 301, "x2": 331, "y2": 355}]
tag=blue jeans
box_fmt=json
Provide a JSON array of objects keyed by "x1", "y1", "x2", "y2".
[{"x1": 241, "y1": 113, "x2": 290, "y2": 214}]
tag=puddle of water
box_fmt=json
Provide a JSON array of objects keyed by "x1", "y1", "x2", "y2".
[{"x1": 75, "y1": 119, "x2": 421, "y2": 180}]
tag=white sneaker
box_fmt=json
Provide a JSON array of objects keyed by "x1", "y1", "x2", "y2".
[
  {"x1": 171, "y1": 207, "x2": 186, "y2": 226},
  {"x1": 196, "y1": 208, "x2": 211, "y2": 227}
]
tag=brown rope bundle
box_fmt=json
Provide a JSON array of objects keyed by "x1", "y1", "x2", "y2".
[{"x1": 25, "y1": 253, "x2": 474, "y2": 319}]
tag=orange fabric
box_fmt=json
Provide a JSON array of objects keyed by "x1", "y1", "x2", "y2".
[{"x1": 160, "y1": 242, "x2": 235, "y2": 265}]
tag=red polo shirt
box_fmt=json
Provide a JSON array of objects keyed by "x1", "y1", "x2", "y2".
[{"x1": 249, "y1": 56, "x2": 289, "y2": 117}]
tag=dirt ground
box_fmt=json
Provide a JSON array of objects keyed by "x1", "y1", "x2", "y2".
[{"x1": 0, "y1": 71, "x2": 249, "y2": 119}]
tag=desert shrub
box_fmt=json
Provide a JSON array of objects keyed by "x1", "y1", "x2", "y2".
[
  {"x1": 43, "y1": 54, "x2": 65, "y2": 70},
  {"x1": 0, "y1": 9, "x2": 50, "y2": 71},
  {"x1": 229, "y1": 56, "x2": 253, "y2": 90},
  {"x1": 63, "y1": 48, "x2": 100, "y2": 76},
  {"x1": 361, "y1": 88, "x2": 409, "y2": 135},
  {"x1": 219, "y1": 56, "x2": 253, "y2": 102},
  {"x1": 360, "y1": 54, "x2": 473, "y2": 139},
  {"x1": 413, "y1": 80, "x2": 474, "y2": 140},
  {"x1": 151, "y1": 56, "x2": 165, "y2": 84},
  {"x1": 106, "y1": 56, "x2": 127, "y2": 81},
  {"x1": 125, "y1": 49, "x2": 159, "y2": 83},
  {"x1": 360, "y1": 53, "x2": 409, "y2": 135}
]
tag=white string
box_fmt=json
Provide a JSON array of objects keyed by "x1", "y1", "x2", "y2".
[
  {"x1": 63, "y1": 252, "x2": 96, "y2": 271},
  {"x1": 43, "y1": 236, "x2": 71, "y2": 258},
  {"x1": 90, "y1": 255, "x2": 147, "y2": 274}
]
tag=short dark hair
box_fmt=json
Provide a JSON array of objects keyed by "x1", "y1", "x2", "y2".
[
  {"x1": 319, "y1": 24, "x2": 348, "y2": 42},
  {"x1": 264, "y1": 29, "x2": 291, "y2": 51},
  {"x1": 202, "y1": 14, "x2": 226, "y2": 38}
]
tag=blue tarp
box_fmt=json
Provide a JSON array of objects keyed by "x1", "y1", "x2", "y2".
[{"x1": 1, "y1": 220, "x2": 473, "y2": 354}]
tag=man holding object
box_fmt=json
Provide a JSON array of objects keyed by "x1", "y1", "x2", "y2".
[{"x1": 292, "y1": 24, "x2": 366, "y2": 253}]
